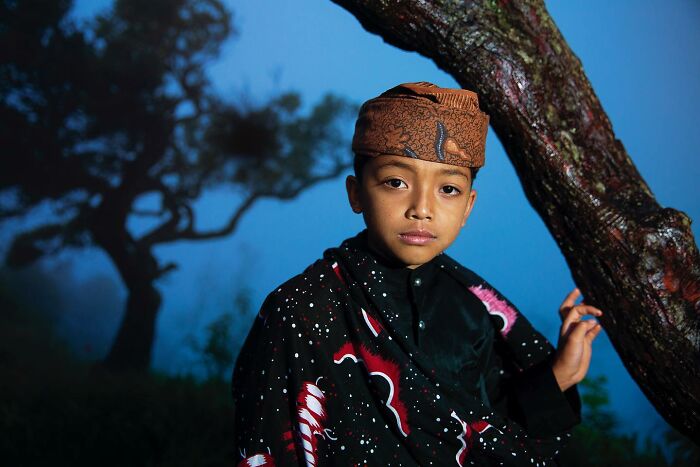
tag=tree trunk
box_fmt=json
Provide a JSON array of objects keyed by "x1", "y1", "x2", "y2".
[
  {"x1": 89, "y1": 200, "x2": 163, "y2": 372},
  {"x1": 330, "y1": 0, "x2": 700, "y2": 442},
  {"x1": 101, "y1": 281, "x2": 161, "y2": 372}
]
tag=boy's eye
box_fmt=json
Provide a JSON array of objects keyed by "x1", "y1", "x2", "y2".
[
  {"x1": 384, "y1": 179, "x2": 407, "y2": 189},
  {"x1": 441, "y1": 185, "x2": 461, "y2": 195}
]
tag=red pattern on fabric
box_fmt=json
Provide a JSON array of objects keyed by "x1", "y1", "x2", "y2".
[
  {"x1": 450, "y1": 410, "x2": 473, "y2": 466},
  {"x1": 471, "y1": 420, "x2": 492, "y2": 433},
  {"x1": 331, "y1": 261, "x2": 346, "y2": 285},
  {"x1": 333, "y1": 341, "x2": 410, "y2": 436},
  {"x1": 361, "y1": 308, "x2": 385, "y2": 337},
  {"x1": 295, "y1": 380, "x2": 329, "y2": 466}
]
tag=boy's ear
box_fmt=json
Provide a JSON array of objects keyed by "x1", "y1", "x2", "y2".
[
  {"x1": 346, "y1": 175, "x2": 363, "y2": 213},
  {"x1": 461, "y1": 188, "x2": 478, "y2": 227}
]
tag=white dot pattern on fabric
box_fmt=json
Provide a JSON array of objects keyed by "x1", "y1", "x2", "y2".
[{"x1": 232, "y1": 232, "x2": 575, "y2": 465}]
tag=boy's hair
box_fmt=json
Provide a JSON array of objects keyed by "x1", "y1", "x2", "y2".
[{"x1": 353, "y1": 153, "x2": 479, "y2": 186}]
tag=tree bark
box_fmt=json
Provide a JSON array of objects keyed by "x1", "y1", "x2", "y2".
[{"x1": 330, "y1": 0, "x2": 700, "y2": 442}]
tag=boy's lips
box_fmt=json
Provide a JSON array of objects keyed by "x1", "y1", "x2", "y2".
[{"x1": 398, "y1": 230, "x2": 437, "y2": 245}]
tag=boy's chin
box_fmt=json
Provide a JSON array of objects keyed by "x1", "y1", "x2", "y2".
[
  {"x1": 366, "y1": 232, "x2": 443, "y2": 268},
  {"x1": 390, "y1": 248, "x2": 441, "y2": 269}
]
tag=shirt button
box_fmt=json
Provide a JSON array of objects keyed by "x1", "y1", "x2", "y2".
[
  {"x1": 413, "y1": 277, "x2": 422, "y2": 287},
  {"x1": 418, "y1": 320, "x2": 426, "y2": 330}
]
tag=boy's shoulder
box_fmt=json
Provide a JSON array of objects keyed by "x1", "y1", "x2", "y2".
[
  {"x1": 272, "y1": 256, "x2": 345, "y2": 294},
  {"x1": 258, "y1": 256, "x2": 346, "y2": 322},
  {"x1": 435, "y1": 252, "x2": 487, "y2": 287}
]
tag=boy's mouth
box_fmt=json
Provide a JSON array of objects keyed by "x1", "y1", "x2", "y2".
[{"x1": 398, "y1": 230, "x2": 437, "y2": 245}]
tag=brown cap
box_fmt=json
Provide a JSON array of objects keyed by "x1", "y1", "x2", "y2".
[{"x1": 351, "y1": 82, "x2": 489, "y2": 168}]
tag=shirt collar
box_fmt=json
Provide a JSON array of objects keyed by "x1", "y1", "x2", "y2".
[{"x1": 350, "y1": 230, "x2": 441, "y2": 294}]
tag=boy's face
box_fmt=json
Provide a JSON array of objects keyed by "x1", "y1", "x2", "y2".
[{"x1": 346, "y1": 155, "x2": 477, "y2": 269}]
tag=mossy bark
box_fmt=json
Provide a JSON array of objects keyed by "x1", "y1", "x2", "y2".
[{"x1": 331, "y1": 0, "x2": 700, "y2": 442}]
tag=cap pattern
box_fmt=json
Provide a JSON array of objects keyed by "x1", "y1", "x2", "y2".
[{"x1": 352, "y1": 82, "x2": 490, "y2": 168}]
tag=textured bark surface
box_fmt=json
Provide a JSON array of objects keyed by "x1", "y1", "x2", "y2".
[{"x1": 331, "y1": 0, "x2": 700, "y2": 442}]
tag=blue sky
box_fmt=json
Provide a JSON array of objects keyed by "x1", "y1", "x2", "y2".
[{"x1": 56, "y1": 0, "x2": 700, "y2": 439}]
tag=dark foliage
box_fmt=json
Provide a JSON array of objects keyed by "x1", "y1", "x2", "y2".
[
  {"x1": 0, "y1": 0, "x2": 356, "y2": 370},
  {"x1": 2, "y1": 279, "x2": 698, "y2": 465},
  {"x1": 558, "y1": 375, "x2": 699, "y2": 466},
  {"x1": 0, "y1": 278, "x2": 235, "y2": 466}
]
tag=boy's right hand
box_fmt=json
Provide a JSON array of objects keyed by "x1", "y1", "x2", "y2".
[{"x1": 551, "y1": 288, "x2": 603, "y2": 392}]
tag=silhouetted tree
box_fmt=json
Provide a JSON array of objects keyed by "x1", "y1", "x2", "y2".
[
  {"x1": 0, "y1": 0, "x2": 355, "y2": 371},
  {"x1": 330, "y1": 0, "x2": 700, "y2": 443}
]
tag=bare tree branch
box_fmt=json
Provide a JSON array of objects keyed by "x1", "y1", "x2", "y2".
[
  {"x1": 174, "y1": 161, "x2": 350, "y2": 242},
  {"x1": 2, "y1": 0, "x2": 354, "y2": 371}
]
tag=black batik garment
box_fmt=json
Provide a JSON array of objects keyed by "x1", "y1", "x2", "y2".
[
  {"x1": 232, "y1": 231, "x2": 580, "y2": 466},
  {"x1": 357, "y1": 232, "x2": 580, "y2": 439}
]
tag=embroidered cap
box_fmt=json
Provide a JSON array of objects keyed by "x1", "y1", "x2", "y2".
[{"x1": 351, "y1": 82, "x2": 490, "y2": 168}]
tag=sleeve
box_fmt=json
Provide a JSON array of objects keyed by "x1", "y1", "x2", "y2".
[
  {"x1": 231, "y1": 289, "x2": 326, "y2": 467},
  {"x1": 506, "y1": 353, "x2": 581, "y2": 436},
  {"x1": 460, "y1": 266, "x2": 582, "y2": 459}
]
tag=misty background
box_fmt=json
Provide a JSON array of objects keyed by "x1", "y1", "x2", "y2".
[{"x1": 2, "y1": 0, "x2": 698, "y2": 445}]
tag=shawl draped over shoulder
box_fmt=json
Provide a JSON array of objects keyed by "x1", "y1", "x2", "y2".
[{"x1": 232, "y1": 233, "x2": 579, "y2": 466}]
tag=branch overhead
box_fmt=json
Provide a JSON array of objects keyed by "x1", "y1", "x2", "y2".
[{"x1": 332, "y1": 0, "x2": 700, "y2": 442}]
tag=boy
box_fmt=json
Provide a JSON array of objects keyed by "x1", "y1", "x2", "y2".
[{"x1": 232, "y1": 82, "x2": 603, "y2": 466}]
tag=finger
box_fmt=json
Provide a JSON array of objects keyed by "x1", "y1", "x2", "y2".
[
  {"x1": 585, "y1": 322, "x2": 603, "y2": 344},
  {"x1": 560, "y1": 305, "x2": 604, "y2": 335},
  {"x1": 560, "y1": 306, "x2": 589, "y2": 336},
  {"x1": 559, "y1": 288, "x2": 581, "y2": 312},
  {"x1": 565, "y1": 318, "x2": 598, "y2": 342},
  {"x1": 571, "y1": 305, "x2": 604, "y2": 317}
]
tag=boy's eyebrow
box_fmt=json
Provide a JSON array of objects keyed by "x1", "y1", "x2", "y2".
[
  {"x1": 374, "y1": 160, "x2": 416, "y2": 172},
  {"x1": 375, "y1": 160, "x2": 471, "y2": 181},
  {"x1": 437, "y1": 168, "x2": 471, "y2": 180}
]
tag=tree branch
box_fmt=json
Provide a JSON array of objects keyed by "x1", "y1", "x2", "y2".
[
  {"x1": 149, "y1": 161, "x2": 350, "y2": 244},
  {"x1": 330, "y1": 0, "x2": 700, "y2": 441}
]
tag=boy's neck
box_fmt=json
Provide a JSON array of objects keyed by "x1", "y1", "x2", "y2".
[{"x1": 359, "y1": 230, "x2": 426, "y2": 270}]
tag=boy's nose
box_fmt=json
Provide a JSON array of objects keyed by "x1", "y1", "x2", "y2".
[
  {"x1": 407, "y1": 189, "x2": 433, "y2": 220},
  {"x1": 409, "y1": 210, "x2": 432, "y2": 220}
]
